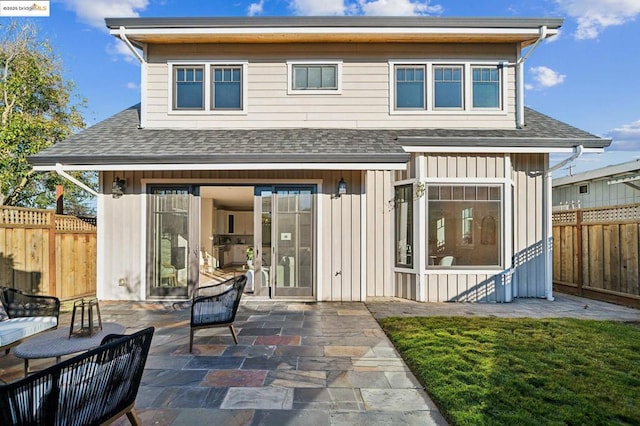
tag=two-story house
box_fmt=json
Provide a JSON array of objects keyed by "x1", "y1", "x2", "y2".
[{"x1": 29, "y1": 17, "x2": 610, "y2": 303}]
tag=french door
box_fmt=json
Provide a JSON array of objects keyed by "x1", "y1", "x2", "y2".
[
  {"x1": 147, "y1": 185, "x2": 200, "y2": 298},
  {"x1": 253, "y1": 186, "x2": 315, "y2": 298}
]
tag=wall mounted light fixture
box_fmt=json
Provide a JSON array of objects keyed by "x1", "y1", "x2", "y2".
[
  {"x1": 337, "y1": 177, "x2": 347, "y2": 196},
  {"x1": 112, "y1": 176, "x2": 126, "y2": 198}
]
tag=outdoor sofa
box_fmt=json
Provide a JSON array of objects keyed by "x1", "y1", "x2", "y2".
[{"x1": 0, "y1": 287, "x2": 60, "y2": 355}]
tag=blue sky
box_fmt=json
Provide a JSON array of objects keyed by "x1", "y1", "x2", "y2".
[{"x1": 11, "y1": 0, "x2": 640, "y2": 177}]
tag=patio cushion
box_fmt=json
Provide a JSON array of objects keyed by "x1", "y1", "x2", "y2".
[
  {"x1": 0, "y1": 302, "x2": 7, "y2": 321},
  {"x1": 0, "y1": 317, "x2": 58, "y2": 347}
]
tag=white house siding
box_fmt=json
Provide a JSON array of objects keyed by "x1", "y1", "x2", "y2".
[
  {"x1": 144, "y1": 43, "x2": 517, "y2": 130},
  {"x1": 512, "y1": 153, "x2": 546, "y2": 298},
  {"x1": 98, "y1": 169, "x2": 371, "y2": 302},
  {"x1": 365, "y1": 170, "x2": 395, "y2": 297}
]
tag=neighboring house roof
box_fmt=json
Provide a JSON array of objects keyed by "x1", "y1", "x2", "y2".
[
  {"x1": 553, "y1": 159, "x2": 640, "y2": 187},
  {"x1": 106, "y1": 16, "x2": 562, "y2": 47},
  {"x1": 29, "y1": 104, "x2": 610, "y2": 169}
]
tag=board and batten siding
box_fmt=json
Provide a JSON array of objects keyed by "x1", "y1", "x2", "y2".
[
  {"x1": 144, "y1": 43, "x2": 517, "y2": 130},
  {"x1": 99, "y1": 169, "x2": 372, "y2": 302},
  {"x1": 393, "y1": 153, "x2": 546, "y2": 302},
  {"x1": 512, "y1": 153, "x2": 546, "y2": 298}
]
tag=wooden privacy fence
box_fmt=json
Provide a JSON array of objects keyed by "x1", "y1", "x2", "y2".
[
  {"x1": 552, "y1": 204, "x2": 640, "y2": 308},
  {"x1": 0, "y1": 206, "x2": 96, "y2": 300}
]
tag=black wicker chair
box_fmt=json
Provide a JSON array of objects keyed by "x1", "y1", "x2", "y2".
[
  {"x1": 0, "y1": 327, "x2": 154, "y2": 426},
  {"x1": 190, "y1": 275, "x2": 247, "y2": 352}
]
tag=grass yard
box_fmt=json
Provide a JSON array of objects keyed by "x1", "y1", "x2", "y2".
[{"x1": 379, "y1": 317, "x2": 640, "y2": 425}]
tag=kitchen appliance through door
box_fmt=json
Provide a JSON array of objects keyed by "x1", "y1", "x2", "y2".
[{"x1": 253, "y1": 186, "x2": 315, "y2": 298}]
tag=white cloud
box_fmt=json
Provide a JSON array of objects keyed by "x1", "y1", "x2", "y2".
[
  {"x1": 248, "y1": 0, "x2": 265, "y2": 16},
  {"x1": 606, "y1": 120, "x2": 640, "y2": 151},
  {"x1": 126, "y1": 82, "x2": 139, "y2": 90},
  {"x1": 526, "y1": 66, "x2": 566, "y2": 90},
  {"x1": 106, "y1": 40, "x2": 140, "y2": 63},
  {"x1": 358, "y1": 0, "x2": 442, "y2": 16},
  {"x1": 288, "y1": 0, "x2": 442, "y2": 16},
  {"x1": 59, "y1": 0, "x2": 149, "y2": 29},
  {"x1": 288, "y1": 0, "x2": 348, "y2": 15},
  {"x1": 554, "y1": 0, "x2": 640, "y2": 39}
]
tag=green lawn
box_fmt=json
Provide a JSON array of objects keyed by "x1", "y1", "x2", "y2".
[{"x1": 379, "y1": 317, "x2": 640, "y2": 425}]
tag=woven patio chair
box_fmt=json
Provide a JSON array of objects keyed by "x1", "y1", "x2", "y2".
[
  {"x1": 0, "y1": 327, "x2": 154, "y2": 426},
  {"x1": 190, "y1": 274, "x2": 247, "y2": 352}
]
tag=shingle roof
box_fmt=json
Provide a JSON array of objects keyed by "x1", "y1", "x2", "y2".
[{"x1": 28, "y1": 104, "x2": 610, "y2": 168}]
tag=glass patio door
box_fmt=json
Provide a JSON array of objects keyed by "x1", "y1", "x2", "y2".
[
  {"x1": 254, "y1": 186, "x2": 315, "y2": 298},
  {"x1": 147, "y1": 185, "x2": 200, "y2": 298}
]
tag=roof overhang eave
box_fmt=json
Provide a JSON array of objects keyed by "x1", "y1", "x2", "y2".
[
  {"x1": 33, "y1": 161, "x2": 408, "y2": 172},
  {"x1": 400, "y1": 137, "x2": 611, "y2": 153}
]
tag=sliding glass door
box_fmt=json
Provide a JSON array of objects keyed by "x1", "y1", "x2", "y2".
[
  {"x1": 254, "y1": 186, "x2": 315, "y2": 298},
  {"x1": 147, "y1": 185, "x2": 200, "y2": 298}
]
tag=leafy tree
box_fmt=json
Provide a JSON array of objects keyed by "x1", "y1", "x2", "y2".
[{"x1": 0, "y1": 21, "x2": 94, "y2": 214}]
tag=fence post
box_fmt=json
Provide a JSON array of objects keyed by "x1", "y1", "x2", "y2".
[
  {"x1": 49, "y1": 211, "x2": 57, "y2": 298},
  {"x1": 576, "y1": 209, "x2": 583, "y2": 296}
]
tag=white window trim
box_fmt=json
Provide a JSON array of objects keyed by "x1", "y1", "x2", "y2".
[
  {"x1": 287, "y1": 60, "x2": 343, "y2": 95},
  {"x1": 388, "y1": 59, "x2": 508, "y2": 116},
  {"x1": 167, "y1": 60, "x2": 248, "y2": 115}
]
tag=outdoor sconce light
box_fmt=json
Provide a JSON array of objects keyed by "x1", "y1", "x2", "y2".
[
  {"x1": 112, "y1": 176, "x2": 126, "y2": 198},
  {"x1": 337, "y1": 177, "x2": 347, "y2": 196}
]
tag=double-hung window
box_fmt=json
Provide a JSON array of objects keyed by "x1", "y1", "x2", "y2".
[
  {"x1": 174, "y1": 66, "x2": 204, "y2": 110},
  {"x1": 288, "y1": 61, "x2": 342, "y2": 94},
  {"x1": 212, "y1": 66, "x2": 242, "y2": 109},
  {"x1": 472, "y1": 66, "x2": 501, "y2": 109},
  {"x1": 170, "y1": 61, "x2": 247, "y2": 114},
  {"x1": 391, "y1": 61, "x2": 504, "y2": 113},
  {"x1": 395, "y1": 65, "x2": 425, "y2": 109},
  {"x1": 433, "y1": 66, "x2": 463, "y2": 109}
]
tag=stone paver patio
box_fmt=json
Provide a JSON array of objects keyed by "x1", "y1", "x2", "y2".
[{"x1": 1, "y1": 293, "x2": 638, "y2": 425}]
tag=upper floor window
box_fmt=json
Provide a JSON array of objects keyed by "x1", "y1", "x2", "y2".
[
  {"x1": 390, "y1": 61, "x2": 505, "y2": 114},
  {"x1": 287, "y1": 60, "x2": 342, "y2": 94},
  {"x1": 472, "y1": 66, "x2": 501, "y2": 109},
  {"x1": 212, "y1": 66, "x2": 242, "y2": 109},
  {"x1": 169, "y1": 61, "x2": 248, "y2": 114},
  {"x1": 433, "y1": 66, "x2": 463, "y2": 109},
  {"x1": 395, "y1": 66, "x2": 425, "y2": 109},
  {"x1": 174, "y1": 66, "x2": 204, "y2": 110}
]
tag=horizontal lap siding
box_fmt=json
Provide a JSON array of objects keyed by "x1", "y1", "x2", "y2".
[{"x1": 144, "y1": 43, "x2": 516, "y2": 129}]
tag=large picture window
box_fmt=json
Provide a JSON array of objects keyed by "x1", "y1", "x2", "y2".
[
  {"x1": 395, "y1": 185, "x2": 414, "y2": 268},
  {"x1": 427, "y1": 184, "x2": 502, "y2": 268}
]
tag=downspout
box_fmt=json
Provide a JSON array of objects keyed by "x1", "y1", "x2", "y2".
[
  {"x1": 543, "y1": 145, "x2": 584, "y2": 301},
  {"x1": 118, "y1": 26, "x2": 147, "y2": 129},
  {"x1": 502, "y1": 26, "x2": 548, "y2": 129},
  {"x1": 54, "y1": 163, "x2": 99, "y2": 197},
  {"x1": 118, "y1": 26, "x2": 144, "y2": 63}
]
